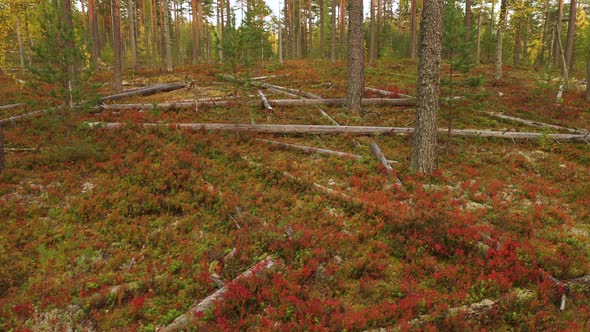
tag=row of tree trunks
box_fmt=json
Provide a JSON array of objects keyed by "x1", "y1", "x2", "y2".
[
  {"x1": 486, "y1": 112, "x2": 589, "y2": 134},
  {"x1": 99, "y1": 83, "x2": 186, "y2": 102},
  {"x1": 89, "y1": 122, "x2": 590, "y2": 142},
  {"x1": 98, "y1": 98, "x2": 416, "y2": 111},
  {"x1": 161, "y1": 256, "x2": 278, "y2": 331}
]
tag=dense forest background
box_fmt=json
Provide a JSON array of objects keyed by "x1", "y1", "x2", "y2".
[{"x1": 1, "y1": 0, "x2": 589, "y2": 77}]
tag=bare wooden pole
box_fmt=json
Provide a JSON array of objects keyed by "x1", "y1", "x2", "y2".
[{"x1": 88, "y1": 122, "x2": 590, "y2": 142}]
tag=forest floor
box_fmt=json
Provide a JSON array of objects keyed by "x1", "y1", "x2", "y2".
[{"x1": 0, "y1": 60, "x2": 589, "y2": 331}]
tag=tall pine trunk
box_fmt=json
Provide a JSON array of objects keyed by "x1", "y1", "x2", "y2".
[
  {"x1": 564, "y1": 0, "x2": 577, "y2": 71},
  {"x1": 331, "y1": 0, "x2": 336, "y2": 62},
  {"x1": 554, "y1": 0, "x2": 564, "y2": 66},
  {"x1": 493, "y1": 0, "x2": 507, "y2": 81},
  {"x1": 409, "y1": 0, "x2": 417, "y2": 58},
  {"x1": 88, "y1": 0, "x2": 100, "y2": 68},
  {"x1": 112, "y1": 0, "x2": 123, "y2": 92},
  {"x1": 162, "y1": 0, "x2": 173, "y2": 72},
  {"x1": 128, "y1": 0, "x2": 137, "y2": 68},
  {"x1": 346, "y1": 0, "x2": 364, "y2": 113},
  {"x1": 369, "y1": 0, "x2": 375, "y2": 65},
  {"x1": 410, "y1": 0, "x2": 443, "y2": 174}
]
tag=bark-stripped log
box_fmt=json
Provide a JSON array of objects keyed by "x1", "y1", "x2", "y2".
[
  {"x1": 260, "y1": 83, "x2": 322, "y2": 99},
  {"x1": 486, "y1": 112, "x2": 589, "y2": 135},
  {"x1": 258, "y1": 90, "x2": 273, "y2": 112},
  {"x1": 0, "y1": 108, "x2": 57, "y2": 125},
  {"x1": 161, "y1": 256, "x2": 278, "y2": 332},
  {"x1": 266, "y1": 87, "x2": 300, "y2": 98},
  {"x1": 0, "y1": 103, "x2": 26, "y2": 111},
  {"x1": 99, "y1": 83, "x2": 185, "y2": 103},
  {"x1": 317, "y1": 106, "x2": 340, "y2": 126},
  {"x1": 258, "y1": 138, "x2": 371, "y2": 161},
  {"x1": 98, "y1": 98, "x2": 416, "y2": 111},
  {"x1": 88, "y1": 122, "x2": 589, "y2": 142},
  {"x1": 365, "y1": 86, "x2": 414, "y2": 99}
]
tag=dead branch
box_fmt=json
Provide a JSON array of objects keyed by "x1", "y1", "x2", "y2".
[
  {"x1": 317, "y1": 106, "x2": 340, "y2": 126},
  {"x1": 249, "y1": 75, "x2": 287, "y2": 81},
  {"x1": 257, "y1": 90, "x2": 273, "y2": 112},
  {"x1": 486, "y1": 112, "x2": 589, "y2": 135},
  {"x1": 160, "y1": 256, "x2": 278, "y2": 332},
  {"x1": 266, "y1": 87, "x2": 300, "y2": 98},
  {"x1": 99, "y1": 82, "x2": 185, "y2": 103},
  {"x1": 369, "y1": 142, "x2": 402, "y2": 185},
  {"x1": 365, "y1": 86, "x2": 414, "y2": 99},
  {"x1": 0, "y1": 103, "x2": 26, "y2": 111},
  {"x1": 257, "y1": 138, "x2": 364, "y2": 160},
  {"x1": 89, "y1": 122, "x2": 589, "y2": 142},
  {"x1": 260, "y1": 83, "x2": 322, "y2": 99}
]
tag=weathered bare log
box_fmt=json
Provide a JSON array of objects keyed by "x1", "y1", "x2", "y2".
[
  {"x1": 258, "y1": 90, "x2": 273, "y2": 112},
  {"x1": 317, "y1": 106, "x2": 340, "y2": 126},
  {"x1": 161, "y1": 256, "x2": 277, "y2": 332},
  {"x1": 365, "y1": 86, "x2": 414, "y2": 99},
  {"x1": 89, "y1": 122, "x2": 589, "y2": 142},
  {"x1": 266, "y1": 87, "x2": 300, "y2": 98},
  {"x1": 369, "y1": 142, "x2": 394, "y2": 176},
  {"x1": 486, "y1": 112, "x2": 589, "y2": 135},
  {"x1": 100, "y1": 82, "x2": 185, "y2": 103},
  {"x1": 260, "y1": 83, "x2": 322, "y2": 99},
  {"x1": 97, "y1": 98, "x2": 416, "y2": 111},
  {"x1": 249, "y1": 74, "x2": 287, "y2": 81},
  {"x1": 0, "y1": 103, "x2": 26, "y2": 111},
  {"x1": 257, "y1": 138, "x2": 364, "y2": 160},
  {"x1": 0, "y1": 108, "x2": 54, "y2": 125}
]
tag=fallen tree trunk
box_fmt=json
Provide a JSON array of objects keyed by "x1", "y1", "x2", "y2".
[
  {"x1": 260, "y1": 83, "x2": 322, "y2": 99},
  {"x1": 369, "y1": 142, "x2": 403, "y2": 185},
  {"x1": 258, "y1": 90, "x2": 273, "y2": 112},
  {"x1": 250, "y1": 74, "x2": 287, "y2": 81},
  {"x1": 161, "y1": 256, "x2": 278, "y2": 332},
  {"x1": 100, "y1": 82, "x2": 185, "y2": 103},
  {"x1": 257, "y1": 138, "x2": 365, "y2": 160},
  {"x1": 365, "y1": 86, "x2": 414, "y2": 99},
  {"x1": 486, "y1": 112, "x2": 589, "y2": 135},
  {"x1": 0, "y1": 108, "x2": 55, "y2": 125},
  {"x1": 98, "y1": 98, "x2": 416, "y2": 111},
  {"x1": 266, "y1": 87, "x2": 300, "y2": 98},
  {"x1": 89, "y1": 122, "x2": 589, "y2": 142},
  {"x1": 0, "y1": 103, "x2": 26, "y2": 111}
]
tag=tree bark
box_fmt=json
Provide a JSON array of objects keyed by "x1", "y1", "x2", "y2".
[
  {"x1": 88, "y1": 0, "x2": 100, "y2": 68},
  {"x1": 163, "y1": 0, "x2": 173, "y2": 72},
  {"x1": 112, "y1": 0, "x2": 123, "y2": 92},
  {"x1": 564, "y1": 0, "x2": 577, "y2": 71},
  {"x1": 476, "y1": 10, "x2": 482, "y2": 64},
  {"x1": 554, "y1": 0, "x2": 564, "y2": 66},
  {"x1": 346, "y1": 0, "x2": 364, "y2": 113},
  {"x1": 465, "y1": 0, "x2": 472, "y2": 42},
  {"x1": 369, "y1": 0, "x2": 376, "y2": 65},
  {"x1": 493, "y1": 0, "x2": 507, "y2": 81},
  {"x1": 330, "y1": 0, "x2": 337, "y2": 63},
  {"x1": 410, "y1": 0, "x2": 443, "y2": 174},
  {"x1": 128, "y1": 0, "x2": 137, "y2": 68},
  {"x1": 409, "y1": 0, "x2": 417, "y2": 58}
]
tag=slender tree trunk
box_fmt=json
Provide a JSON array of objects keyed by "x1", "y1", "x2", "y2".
[
  {"x1": 128, "y1": 0, "x2": 137, "y2": 68},
  {"x1": 112, "y1": 0, "x2": 123, "y2": 92},
  {"x1": 410, "y1": 0, "x2": 443, "y2": 174},
  {"x1": 173, "y1": 0, "x2": 181, "y2": 66},
  {"x1": 465, "y1": 0, "x2": 472, "y2": 42},
  {"x1": 537, "y1": 0, "x2": 550, "y2": 66},
  {"x1": 488, "y1": 0, "x2": 495, "y2": 63},
  {"x1": 192, "y1": 0, "x2": 199, "y2": 62},
  {"x1": 514, "y1": 23, "x2": 521, "y2": 66},
  {"x1": 554, "y1": 0, "x2": 564, "y2": 66},
  {"x1": 476, "y1": 10, "x2": 482, "y2": 64},
  {"x1": 377, "y1": 0, "x2": 382, "y2": 59},
  {"x1": 162, "y1": 0, "x2": 173, "y2": 72},
  {"x1": 88, "y1": 0, "x2": 100, "y2": 68},
  {"x1": 23, "y1": 13, "x2": 32, "y2": 67},
  {"x1": 346, "y1": 0, "x2": 364, "y2": 113},
  {"x1": 16, "y1": 16, "x2": 25, "y2": 69},
  {"x1": 564, "y1": 0, "x2": 577, "y2": 71},
  {"x1": 586, "y1": 58, "x2": 590, "y2": 101},
  {"x1": 493, "y1": 0, "x2": 507, "y2": 81},
  {"x1": 339, "y1": 0, "x2": 346, "y2": 59},
  {"x1": 320, "y1": 0, "x2": 325, "y2": 56},
  {"x1": 409, "y1": 0, "x2": 417, "y2": 58},
  {"x1": 369, "y1": 0, "x2": 376, "y2": 65},
  {"x1": 62, "y1": 0, "x2": 77, "y2": 108},
  {"x1": 331, "y1": 0, "x2": 336, "y2": 62},
  {"x1": 308, "y1": 0, "x2": 313, "y2": 57}
]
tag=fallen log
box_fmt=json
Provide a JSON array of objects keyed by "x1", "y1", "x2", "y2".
[
  {"x1": 260, "y1": 83, "x2": 322, "y2": 99},
  {"x1": 369, "y1": 142, "x2": 403, "y2": 185},
  {"x1": 98, "y1": 98, "x2": 416, "y2": 111},
  {"x1": 0, "y1": 103, "x2": 26, "y2": 111},
  {"x1": 88, "y1": 122, "x2": 589, "y2": 142},
  {"x1": 258, "y1": 90, "x2": 273, "y2": 112},
  {"x1": 99, "y1": 82, "x2": 185, "y2": 103},
  {"x1": 0, "y1": 108, "x2": 56, "y2": 125},
  {"x1": 365, "y1": 86, "x2": 413, "y2": 99},
  {"x1": 486, "y1": 112, "x2": 589, "y2": 135},
  {"x1": 317, "y1": 106, "x2": 340, "y2": 126},
  {"x1": 161, "y1": 256, "x2": 278, "y2": 332},
  {"x1": 257, "y1": 138, "x2": 365, "y2": 160},
  {"x1": 249, "y1": 74, "x2": 287, "y2": 81},
  {"x1": 266, "y1": 87, "x2": 300, "y2": 98}
]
